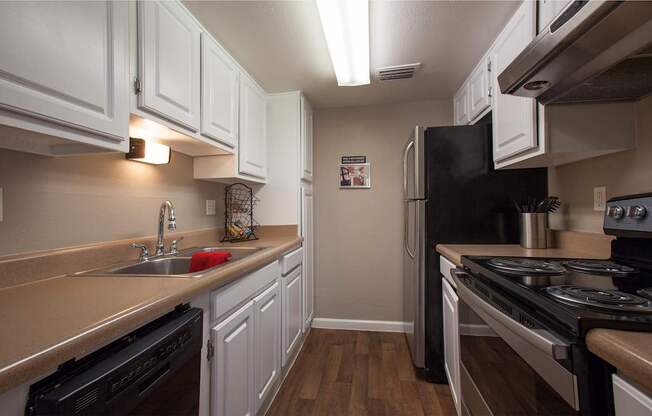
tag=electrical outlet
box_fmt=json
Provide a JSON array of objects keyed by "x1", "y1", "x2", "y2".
[
  {"x1": 594, "y1": 186, "x2": 606, "y2": 211},
  {"x1": 206, "y1": 199, "x2": 216, "y2": 216}
]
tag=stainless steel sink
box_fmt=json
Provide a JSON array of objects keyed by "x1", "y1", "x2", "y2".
[{"x1": 77, "y1": 246, "x2": 267, "y2": 277}]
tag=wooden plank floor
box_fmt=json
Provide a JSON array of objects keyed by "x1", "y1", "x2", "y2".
[{"x1": 266, "y1": 329, "x2": 457, "y2": 416}]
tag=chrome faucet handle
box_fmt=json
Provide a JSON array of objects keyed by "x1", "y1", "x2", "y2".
[
  {"x1": 169, "y1": 236, "x2": 184, "y2": 255},
  {"x1": 130, "y1": 243, "x2": 150, "y2": 262}
]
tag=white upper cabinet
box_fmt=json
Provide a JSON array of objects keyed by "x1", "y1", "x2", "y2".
[
  {"x1": 0, "y1": 1, "x2": 129, "y2": 154},
  {"x1": 468, "y1": 57, "x2": 492, "y2": 121},
  {"x1": 138, "y1": 0, "x2": 201, "y2": 131},
  {"x1": 453, "y1": 86, "x2": 470, "y2": 126},
  {"x1": 300, "y1": 95, "x2": 314, "y2": 182},
  {"x1": 491, "y1": 0, "x2": 537, "y2": 163},
  {"x1": 538, "y1": 0, "x2": 571, "y2": 33},
  {"x1": 238, "y1": 74, "x2": 267, "y2": 179},
  {"x1": 201, "y1": 33, "x2": 239, "y2": 148}
]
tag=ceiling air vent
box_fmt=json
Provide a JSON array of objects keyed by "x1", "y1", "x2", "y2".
[{"x1": 376, "y1": 63, "x2": 421, "y2": 81}]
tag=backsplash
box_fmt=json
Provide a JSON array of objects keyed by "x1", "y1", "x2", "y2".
[
  {"x1": 0, "y1": 148, "x2": 225, "y2": 256},
  {"x1": 549, "y1": 96, "x2": 652, "y2": 234}
]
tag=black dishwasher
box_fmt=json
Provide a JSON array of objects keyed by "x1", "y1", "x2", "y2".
[{"x1": 26, "y1": 306, "x2": 203, "y2": 416}]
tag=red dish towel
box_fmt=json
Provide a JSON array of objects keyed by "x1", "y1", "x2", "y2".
[{"x1": 188, "y1": 251, "x2": 232, "y2": 273}]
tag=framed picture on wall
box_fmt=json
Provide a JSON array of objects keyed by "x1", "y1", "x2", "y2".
[{"x1": 339, "y1": 163, "x2": 371, "y2": 189}]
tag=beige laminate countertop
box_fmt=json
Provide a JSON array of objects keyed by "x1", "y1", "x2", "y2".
[
  {"x1": 435, "y1": 243, "x2": 606, "y2": 267},
  {"x1": 437, "y1": 241, "x2": 652, "y2": 394},
  {"x1": 0, "y1": 234, "x2": 301, "y2": 394}
]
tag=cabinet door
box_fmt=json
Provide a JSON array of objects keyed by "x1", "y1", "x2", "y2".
[
  {"x1": 453, "y1": 86, "x2": 470, "y2": 126},
  {"x1": 0, "y1": 1, "x2": 129, "y2": 144},
  {"x1": 468, "y1": 57, "x2": 491, "y2": 122},
  {"x1": 301, "y1": 184, "x2": 314, "y2": 332},
  {"x1": 282, "y1": 267, "x2": 303, "y2": 366},
  {"x1": 442, "y1": 278, "x2": 461, "y2": 416},
  {"x1": 300, "y1": 95, "x2": 314, "y2": 182},
  {"x1": 238, "y1": 74, "x2": 267, "y2": 179},
  {"x1": 253, "y1": 282, "x2": 281, "y2": 412},
  {"x1": 492, "y1": 0, "x2": 537, "y2": 163},
  {"x1": 201, "y1": 33, "x2": 239, "y2": 148},
  {"x1": 211, "y1": 301, "x2": 255, "y2": 416},
  {"x1": 538, "y1": 0, "x2": 571, "y2": 33},
  {"x1": 138, "y1": 0, "x2": 201, "y2": 131}
]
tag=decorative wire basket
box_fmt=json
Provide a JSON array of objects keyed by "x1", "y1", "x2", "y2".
[{"x1": 221, "y1": 183, "x2": 259, "y2": 243}]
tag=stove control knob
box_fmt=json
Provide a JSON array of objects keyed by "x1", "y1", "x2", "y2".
[
  {"x1": 626, "y1": 205, "x2": 647, "y2": 220},
  {"x1": 607, "y1": 206, "x2": 625, "y2": 220}
]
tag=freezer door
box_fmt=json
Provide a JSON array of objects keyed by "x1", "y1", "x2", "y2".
[
  {"x1": 404, "y1": 199, "x2": 426, "y2": 368},
  {"x1": 403, "y1": 126, "x2": 426, "y2": 200}
]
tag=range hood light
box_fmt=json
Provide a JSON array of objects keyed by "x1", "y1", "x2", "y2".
[
  {"x1": 316, "y1": 0, "x2": 370, "y2": 86},
  {"x1": 126, "y1": 137, "x2": 171, "y2": 165}
]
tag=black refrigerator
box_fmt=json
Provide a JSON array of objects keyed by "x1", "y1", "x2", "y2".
[{"x1": 402, "y1": 123, "x2": 547, "y2": 382}]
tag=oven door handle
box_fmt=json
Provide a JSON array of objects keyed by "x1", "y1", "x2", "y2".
[{"x1": 451, "y1": 268, "x2": 570, "y2": 360}]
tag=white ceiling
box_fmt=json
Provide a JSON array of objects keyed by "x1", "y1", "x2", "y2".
[{"x1": 184, "y1": 0, "x2": 521, "y2": 109}]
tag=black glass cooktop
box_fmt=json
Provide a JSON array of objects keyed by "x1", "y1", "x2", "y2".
[{"x1": 461, "y1": 256, "x2": 652, "y2": 336}]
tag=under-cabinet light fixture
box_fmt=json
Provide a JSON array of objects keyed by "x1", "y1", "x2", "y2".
[
  {"x1": 316, "y1": 0, "x2": 370, "y2": 86},
  {"x1": 126, "y1": 137, "x2": 171, "y2": 165}
]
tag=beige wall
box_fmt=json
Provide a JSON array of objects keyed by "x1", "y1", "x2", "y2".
[
  {"x1": 313, "y1": 99, "x2": 452, "y2": 322},
  {"x1": 0, "y1": 148, "x2": 224, "y2": 256},
  {"x1": 549, "y1": 96, "x2": 652, "y2": 234}
]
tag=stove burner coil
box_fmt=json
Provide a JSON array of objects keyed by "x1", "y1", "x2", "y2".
[
  {"x1": 545, "y1": 286, "x2": 652, "y2": 313},
  {"x1": 486, "y1": 258, "x2": 566, "y2": 276},
  {"x1": 562, "y1": 260, "x2": 637, "y2": 276}
]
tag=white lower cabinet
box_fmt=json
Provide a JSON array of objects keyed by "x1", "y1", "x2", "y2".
[
  {"x1": 253, "y1": 282, "x2": 281, "y2": 413},
  {"x1": 282, "y1": 266, "x2": 303, "y2": 366},
  {"x1": 442, "y1": 276, "x2": 461, "y2": 416},
  {"x1": 613, "y1": 374, "x2": 652, "y2": 416},
  {"x1": 211, "y1": 301, "x2": 255, "y2": 416}
]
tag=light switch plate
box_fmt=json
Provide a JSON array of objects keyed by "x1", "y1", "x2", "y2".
[
  {"x1": 206, "y1": 199, "x2": 216, "y2": 216},
  {"x1": 594, "y1": 186, "x2": 606, "y2": 211}
]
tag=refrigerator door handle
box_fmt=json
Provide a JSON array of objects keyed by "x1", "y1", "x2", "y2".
[
  {"x1": 404, "y1": 200, "x2": 415, "y2": 259},
  {"x1": 403, "y1": 140, "x2": 414, "y2": 200}
]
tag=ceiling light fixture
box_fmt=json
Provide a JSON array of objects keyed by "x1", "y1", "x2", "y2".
[
  {"x1": 316, "y1": 0, "x2": 370, "y2": 86},
  {"x1": 126, "y1": 137, "x2": 171, "y2": 165}
]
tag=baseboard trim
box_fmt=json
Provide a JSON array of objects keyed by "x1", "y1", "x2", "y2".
[{"x1": 311, "y1": 318, "x2": 407, "y2": 333}]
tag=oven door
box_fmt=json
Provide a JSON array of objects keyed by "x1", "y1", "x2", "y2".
[{"x1": 452, "y1": 269, "x2": 580, "y2": 416}]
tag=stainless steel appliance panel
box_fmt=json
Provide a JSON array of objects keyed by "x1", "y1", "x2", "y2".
[{"x1": 404, "y1": 198, "x2": 426, "y2": 368}]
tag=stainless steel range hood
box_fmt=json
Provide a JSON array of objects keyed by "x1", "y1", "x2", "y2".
[{"x1": 498, "y1": 1, "x2": 652, "y2": 105}]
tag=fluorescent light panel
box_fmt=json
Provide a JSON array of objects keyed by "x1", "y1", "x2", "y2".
[
  {"x1": 316, "y1": 0, "x2": 370, "y2": 86},
  {"x1": 126, "y1": 138, "x2": 171, "y2": 165}
]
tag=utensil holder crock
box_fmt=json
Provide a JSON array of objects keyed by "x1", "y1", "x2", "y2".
[{"x1": 519, "y1": 213, "x2": 548, "y2": 249}]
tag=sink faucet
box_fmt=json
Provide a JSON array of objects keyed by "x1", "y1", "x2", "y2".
[{"x1": 156, "y1": 200, "x2": 177, "y2": 256}]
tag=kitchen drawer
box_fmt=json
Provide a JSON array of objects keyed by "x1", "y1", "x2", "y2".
[
  {"x1": 613, "y1": 374, "x2": 652, "y2": 416},
  {"x1": 211, "y1": 260, "x2": 280, "y2": 322},
  {"x1": 440, "y1": 255, "x2": 458, "y2": 289},
  {"x1": 280, "y1": 247, "x2": 303, "y2": 276}
]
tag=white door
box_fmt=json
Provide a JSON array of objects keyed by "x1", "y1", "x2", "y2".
[
  {"x1": 468, "y1": 57, "x2": 491, "y2": 121},
  {"x1": 238, "y1": 74, "x2": 267, "y2": 179},
  {"x1": 211, "y1": 301, "x2": 255, "y2": 416},
  {"x1": 0, "y1": 1, "x2": 129, "y2": 144},
  {"x1": 453, "y1": 85, "x2": 469, "y2": 126},
  {"x1": 253, "y1": 282, "x2": 281, "y2": 412},
  {"x1": 442, "y1": 278, "x2": 461, "y2": 416},
  {"x1": 200, "y1": 33, "x2": 239, "y2": 148},
  {"x1": 282, "y1": 267, "x2": 303, "y2": 366},
  {"x1": 300, "y1": 95, "x2": 314, "y2": 182},
  {"x1": 138, "y1": 0, "x2": 201, "y2": 131},
  {"x1": 492, "y1": 0, "x2": 537, "y2": 163},
  {"x1": 301, "y1": 184, "x2": 314, "y2": 332}
]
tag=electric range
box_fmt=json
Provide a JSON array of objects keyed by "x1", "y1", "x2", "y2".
[{"x1": 452, "y1": 193, "x2": 652, "y2": 416}]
